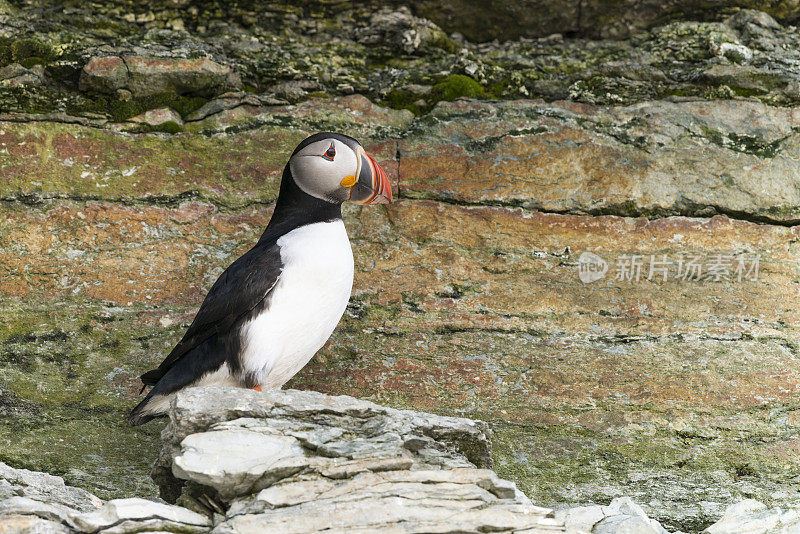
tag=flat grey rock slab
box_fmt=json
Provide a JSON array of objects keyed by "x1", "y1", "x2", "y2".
[
  {"x1": 155, "y1": 386, "x2": 568, "y2": 533},
  {"x1": 703, "y1": 499, "x2": 800, "y2": 534},
  {"x1": 556, "y1": 497, "x2": 671, "y2": 533},
  {"x1": 70, "y1": 497, "x2": 210, "y2": 534},
  {"x1": 0, "y1": 462, "x2": 102, "y2": 513}
]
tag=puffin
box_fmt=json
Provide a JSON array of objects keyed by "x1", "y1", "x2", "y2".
[{"x1": 129, "y1": 132, "x2": 391, "y2": 426}]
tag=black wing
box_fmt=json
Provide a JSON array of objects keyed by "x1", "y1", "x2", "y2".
[{"x1": 140, "y1": 241, "x2": 283, "y2": 387}]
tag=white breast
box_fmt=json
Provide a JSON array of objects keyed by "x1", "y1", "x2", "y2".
[{"x1": 238, "y1": 220, "x2": 354, "y2": 389}]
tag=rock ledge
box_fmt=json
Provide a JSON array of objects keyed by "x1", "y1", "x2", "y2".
[
  {"x1": 2, "y1": 386, "x2": 571, "y2": 533},
  {"x1": 4, "y1": 386, "x2": 799, "y2": 533},
  {"x1": 155, "y1": 386, "x2": 565, "y2": 533}
]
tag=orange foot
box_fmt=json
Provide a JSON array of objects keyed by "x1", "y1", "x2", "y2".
[{"x1": 252, "y1": 386, "x2": 262, "y2": 392}]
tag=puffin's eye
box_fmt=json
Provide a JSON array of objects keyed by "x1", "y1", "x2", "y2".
[{"x1": 323, "y1": 144, "x2": 336, "y2": 161}]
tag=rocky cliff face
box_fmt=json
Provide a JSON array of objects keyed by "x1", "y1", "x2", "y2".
[{"x1": 1, "y1": 2, "x2": 799, "y2": 533}]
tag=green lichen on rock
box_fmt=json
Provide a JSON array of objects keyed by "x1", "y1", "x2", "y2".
[
  {"x1": 0, "y1": 298, "x2": 169, "y2": 499},
  {"x1": 641, "y1": 21, "x2": 737, "y2": 65},
  {"x1": 2, "y1": 3, "x2": 800, "y2": 122},
  {"x1": 385, "y1": 74, "x2": 484, "y2": 114},
  {"x1": 698, "y1": 125, "x2": 786, "y2": 157}
]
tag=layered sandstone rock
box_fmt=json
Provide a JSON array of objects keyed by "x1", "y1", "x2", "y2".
[
  {"x1": 1, "y1": 2, "x2": 800, "y2": 532},
  {"x1": 1, "y1": 93, "x2": 799, "y2": 532}
]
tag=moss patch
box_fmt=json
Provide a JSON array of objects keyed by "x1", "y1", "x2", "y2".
[
  {"x1": 431, "y1": 74, "x2": 484, "y2": 101},
  {"x1": 0, "y1": 37, "x2": 57, "y2": 68},
  {"x1": 138, "y1": 120, "x2": 184, "y2": 134},
  {"x1": 386, "y1": 88, "x2": 424, "y2": 115},
  {"x1": 80, "y1": 93, "x2": 208, "y2": 122}
]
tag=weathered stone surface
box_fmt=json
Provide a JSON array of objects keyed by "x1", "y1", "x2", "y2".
[
  {"x1": 185, "y1": 94, "x2": 414, "y2": 133},
  {"x1": 0, "y1": 514, "x2": 70, "y2": 533},
  {"x1": 0, "y1": 463, "x2": 101, "y2": 513},
  {"x1": 703, "y1": 499, "x2": 800, "y2": 533},
  {"x1": 127, "y1": 107, "x2": 183, "y2": 130},
  {"x1": 77, "y1": 58, "x2": 128, "y2": 96},
  {"x1": 557, "y1": 497, "x2": 671, "y2": 533},
  {"x1": 172, "y1": 431, "x2": 309, "y2": 500},
  {"x1": 0, "y1": 462, "x2": 102, "y2": 533},
  {"x1": 0, "y1": 63, "x2": 43, "y2": 88},
  {"x1": 400, "y1": 98, "x2": 800, "y2": 223},
  {"x1": 155, "y1": 387, "x2": 493, "y2": 499},
  {"x1": 354, "y1": 7, "x2": 452, "y2": 55},
  {"x1": 0, "y1": 496, "x2": 77, "y2": 526},
  {"x1": 215, "y1": 494, "x2": 562, "y2": 534},
  {"x1": 69, "y1": 498, "x2": 210, "y2": 534},
  {"x1": 156, "y1": 387, "x2": 564, "y2": 534},
  {"x1": 80, "y1": 56, "x2": 240, "y2": 98},
  {"x1": 0, "y1": 464, "x2": 208, "y2": 534}
]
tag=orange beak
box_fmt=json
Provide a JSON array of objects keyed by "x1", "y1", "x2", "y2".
[{"x1": 349, "y1": 150, "x2": 392, "y2": 205}]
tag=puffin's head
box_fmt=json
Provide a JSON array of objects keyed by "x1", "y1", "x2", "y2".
[{"x1": 288, "y1": 132, "x2": 392, "y2": 205}]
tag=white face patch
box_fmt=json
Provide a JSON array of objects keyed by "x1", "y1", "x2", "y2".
[{"x1": 288, "y1": 138, "x2": 360, "y2": 203}]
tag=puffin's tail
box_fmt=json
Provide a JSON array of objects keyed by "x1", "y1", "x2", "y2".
[
  {"x1": 129, "y1": 367, "x2": 170, "y2": 426},
  {"x1": 130, "y1": 347, "x2": 228, "y2": 425},
  {"x1": 129, "y1": 391, "x2": 171, "y2": 426},
  {"x1": 128, "y1": 369, "x2": 169, "y2": 426}
]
